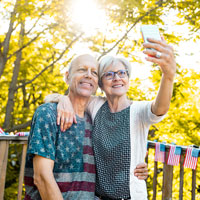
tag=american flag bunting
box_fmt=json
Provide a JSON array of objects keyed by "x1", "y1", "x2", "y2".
[
  {"x1": 0, "y1": 127, "x2": 5, "y2": 135},
  {"x1": 167, "y1": 145, "x2": 181, "y2": 166},
  {"x1": 155, "y1": 142, "x2": 165, "y2": 163},
  {"x1": 183, "y1": 147, "x2": 199, "y2": 170},
  {"x1": 15, "y1": 132, "x2": 30, "y2": 136}
]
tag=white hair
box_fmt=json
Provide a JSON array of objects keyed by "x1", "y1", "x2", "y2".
[{"x1": 98, "y1": 55, "x2": 132, "y2": 87}]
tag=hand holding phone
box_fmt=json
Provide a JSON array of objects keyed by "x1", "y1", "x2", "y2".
[
  {"x1": 141, "y1": 25, "x2": 161, "y2": 44},
  {"x1": 141, "y1": 25, "x2": 162, "y2": 58},
  {"x1": 141, "y1": 25, "x2": 176, "y2": 78}
]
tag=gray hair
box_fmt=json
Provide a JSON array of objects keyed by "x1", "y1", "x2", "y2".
[{"x1": 98, "y1": 55, "x2": 132, "y2": 87}]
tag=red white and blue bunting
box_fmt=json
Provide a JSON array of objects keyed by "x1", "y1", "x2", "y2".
[
  {"x1": 1, "y1": 127, "x2": 199, "y2": 170},
  {"x1": 155, "y1": 142, "x2": 165, "y2": 163},
  {"x1": 148, "y1": 140, "x2": 199, "y2": 170},
  {"x1": 0, "y1": 127, "x2": 29, "y2": 136},
  {"x1": 183, "y1": 147, "x2": 199, "y2": 170},
  {"x1": 167, "y1": 145, "x2": 181, "y2": 166}
]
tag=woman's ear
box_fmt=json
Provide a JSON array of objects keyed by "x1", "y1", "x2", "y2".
[{"x1": 65, "y1": 71, "x2": 69, "y2": 84}]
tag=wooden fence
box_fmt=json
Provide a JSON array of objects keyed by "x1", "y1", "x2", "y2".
[
  {"x1": 0, "y1": 136, "x2": 27, "y2": 200},
  {"x1": 0, "y1": 136, "x2": 199, "y2": 200},
  {"x1": 147, "y1": 142, "x2": 199, "y2": 200}
]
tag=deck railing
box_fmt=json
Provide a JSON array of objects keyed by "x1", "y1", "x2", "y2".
[
  {"x1": 147, "y1": 142, "x2": 199, "y2": 200},
  {"x1": 0, "y1": 136, "x2": 27, "y2": 200},
  {"x1": 0, "y1": 137, "x2": 199, "y2": 200}
]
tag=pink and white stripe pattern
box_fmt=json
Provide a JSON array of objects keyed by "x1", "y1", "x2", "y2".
[
  {"x1": 183, "y1": 147, "x2": 199, "y2": 170},
  {"x1": 155, "y1": 142, "x2": 165, "y2": 163},
  {"x1": 0, "y1": 127, "x2": 5, "y2": 135},
  {"x1": 15, "y1": 132, "x2": 29, "y2": 136},
  {"x1": 167, "y1": 145, "x2": 181, "y2": 166}
]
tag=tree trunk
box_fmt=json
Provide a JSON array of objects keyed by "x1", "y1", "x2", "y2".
[
  {"x1": 0, "y1": 0, "x2": 18, "y2": 79},
  {"x1": 3, "y1": 21, "x2": 25, "y2": 129}
]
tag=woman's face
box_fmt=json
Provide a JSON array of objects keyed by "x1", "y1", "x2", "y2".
[{"x1": 101, "y1": 61, "x2": 129, "y2": 98}]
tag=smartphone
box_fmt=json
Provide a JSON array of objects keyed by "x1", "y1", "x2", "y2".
[{"x1": 141, "y1": 25, "x2": 161, "y2": 44}]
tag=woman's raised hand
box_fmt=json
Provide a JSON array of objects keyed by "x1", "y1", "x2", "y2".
[
  {"x1": 143, "y1": 36, "x2": 176, "y2": 80},
  {"x1": 57, "y1": 95, "x2": 77, "y2": 132}
]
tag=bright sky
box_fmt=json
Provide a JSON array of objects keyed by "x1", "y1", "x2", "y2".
[
  {"x1": 68, "y1": 0, "x2": 200, "y2": 80},
  {"x1": 0, "y1": 0, "x2": 199, "y2": 80},
  {"x1": 69, "y1": 0, "x2": 107, "y2": 35}
]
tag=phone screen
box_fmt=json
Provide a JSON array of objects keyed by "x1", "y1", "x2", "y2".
[{"x1": 141, "y1": 25, "x2": 161, "y2": 43}]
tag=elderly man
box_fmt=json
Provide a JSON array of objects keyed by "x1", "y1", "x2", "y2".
[
  {"x1": 24, "y1": 54, "x2": 98, "y2": 200},
  {"x1": 24, "y1": 54, "x2": 148, "y2": 200}
]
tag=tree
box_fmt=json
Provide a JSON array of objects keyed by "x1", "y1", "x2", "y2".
[
  {"x1": 0, "y1": 0, "x2": 199, "y2": 199},
  {"x1": 0, "y1": 0, "x2": 83, "y2": 131}
]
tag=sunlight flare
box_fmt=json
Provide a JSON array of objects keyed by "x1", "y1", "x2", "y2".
[{"x1": 70, "y1": 0, "x2": 107, "y2": 34}]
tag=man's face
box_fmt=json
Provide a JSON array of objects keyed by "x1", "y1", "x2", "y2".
[{"x1": 67, "y1": 55, "x2": 98, "y2": 98}]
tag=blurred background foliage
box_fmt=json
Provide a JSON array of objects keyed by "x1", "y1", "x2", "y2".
[{"x1": 0, "y1": 0, "x2": 199, "y2": 199}]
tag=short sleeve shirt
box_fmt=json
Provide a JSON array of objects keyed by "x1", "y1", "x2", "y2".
[{"x1": 24, "y1": 103, "x2": 95, "y2": 200}]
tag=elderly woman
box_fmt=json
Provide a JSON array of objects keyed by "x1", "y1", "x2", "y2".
[{"x1": 46, "y1": 38, "x2": 176, "y2": 200}]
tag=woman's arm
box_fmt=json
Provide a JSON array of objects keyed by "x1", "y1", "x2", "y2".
[
  {"x1": 143, "y1": 37, "x2": 176, "y2": 116},
  {"x1": 44, "y1": 94, "x2": 76, "y2": 131},
  {"x1": 44, "y1": 93, "x2": 63, "y2": 103},
  {"x1": 57, "y1": 96, "x2": 106, "y2": 131},
  {"x1": 86, "y1": 96, "x2": 106, "y2": 122},
  {"x1": 44, "y1": 94, "x2": 106, "y2": 131}
]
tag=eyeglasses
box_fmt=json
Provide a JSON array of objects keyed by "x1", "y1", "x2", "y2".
[{"x1": 102, "y1": 69, "x2": 129, "y2": 80}]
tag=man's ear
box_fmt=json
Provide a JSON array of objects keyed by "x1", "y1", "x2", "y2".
[{"x1": 65, "y1": 71, "x2": 69, "y2": 84}]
